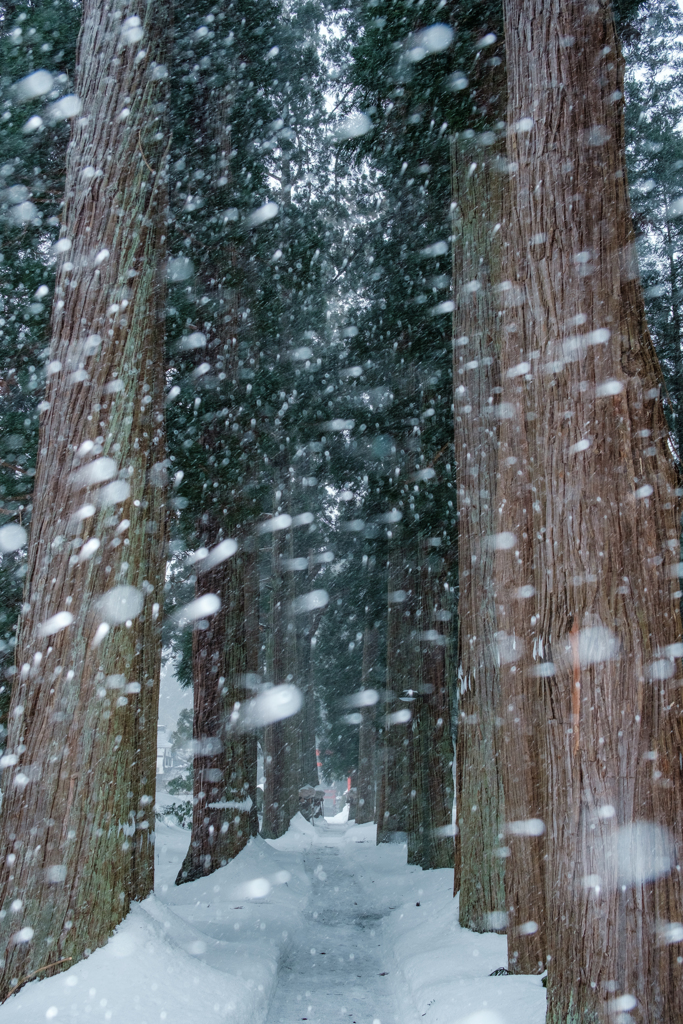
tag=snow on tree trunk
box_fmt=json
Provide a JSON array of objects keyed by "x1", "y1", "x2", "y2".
[
  {"x1": 0, "y1": 0, "x2": 169, "y2": 994},
  {"x1": 499, "y1": 0, "x2": 683, "y2": 1013},
  {"x1": 451, "y1": 133, "x2": 507, "y2": 931},
  {"x1": 176, "y1": 522, "x2": 258, "y2": 884}
]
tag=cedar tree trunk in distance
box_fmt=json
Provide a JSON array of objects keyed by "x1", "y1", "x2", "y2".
[
  {"x1": 261, "y1": 520, "x2": 321, "y2": 837},
  {"x1": 376, "y1": 553, "x2": 412, "y2": 844},
  {"x1": 499, "y1": 0, "x2": 683, "y2": 1017},
  {"x1": 177, "y1": 521, "x2": 259, "y2": 884},
  {"x1": 356, "y1": 625, "x2": 379, "y2": 825},
  {"x1": 261, "y1": 527, "x2": 297, "y2": 839},
  {"x1": 407, "y1": 539, "x2": 454, "y2": 870},
  {"x1": 298, "y1": 551, "x2": 325, "y2": 793},
  {"x1": 0, "y1": 0, "x2": 169, "y2": 995}
]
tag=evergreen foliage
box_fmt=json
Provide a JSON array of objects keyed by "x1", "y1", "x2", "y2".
[{"x1": 624, "y1": 0, "x2": 683, "y2": 458}]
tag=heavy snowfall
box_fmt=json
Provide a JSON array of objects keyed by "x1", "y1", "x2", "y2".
[{"x1": 0, "y1": 0, "x2": 683, "y2": 1022}]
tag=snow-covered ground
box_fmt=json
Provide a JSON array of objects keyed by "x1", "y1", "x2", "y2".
[{"x1": 0, "y1": 815, "x2": 546, "y2": 1024}]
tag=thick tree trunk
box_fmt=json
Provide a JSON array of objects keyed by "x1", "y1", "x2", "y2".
[
  {"x1": 407, "y1": 540, "x2": 455, "y2": 869},
  {"x1": 262, "y1": 507, "x2": 320, "y2": 836},
  {"x1": 500, "y1": 0, "x2": 683, "y2": 1016},
  {"x1": 264, "y1": 520, "x2": 311, "y2": 839},
  {"x1": 259, "y1": 528, "x2": 290, "y2": 839},
  {"x1": 176, "y1": 523, "x2": 258, "y2": 883},
  {"x1": 495, "y1": 425, "x2": 547, "y2": 973},
  {"x1": 451, "y1": 134, "x2": 507, "y2": 931},
  {"x1": 0, "y1": 0, "x2": 169, "y2": 993},
  {"x1": 299, "y1": 557, "x2": 326, "y2": 792},
  {"x1": 299, "y1": 625, "x2": 319, "y2": 789},
  {"x1": 282, "y1": 530, "x2": 304, "y2": 824},
  {"x1": 376, "y1": 555, "x2": 412, "y2": 845},
  {"x1": 297, "y1": 550, "x2": 324, "y2": 792},
  {"x1": 356, "y1": 625, "x2": 379, "y2": 825}
]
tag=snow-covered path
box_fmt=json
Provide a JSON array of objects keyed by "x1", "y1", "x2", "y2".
[
  {"x1": 263, "y1": 822, "x2": 409, "y2": 1024},
  {"x1": 0, "y1": 813, "x2": 546, "y2": 1024}
]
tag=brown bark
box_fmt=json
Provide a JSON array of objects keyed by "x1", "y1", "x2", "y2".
[
  {"x1": 261, "y1": 505, "x2": 322, "y2": 836},
  {"x1": 171, "y1": 62, "x2": 262, "y2": 880},
  {"x1": 0, "y1": 0, "x2": 169, "y2": 994},
  {"x1": 176, "y1": 523, "x2": 258, "y2": 884},
  {"x1": 259, "y1": 528, "x2": 290, "y2": 839},
  {"x1": 356, "y1": 625, "x2": 379, "y2": 825},
  {"x1": 260, "y1": 132, "x2": 310, "y2": 836},
  {"x1": 299, "y1": 625, "x2": 320, "y2": 790},
  {"x1": 279, "y1": 533, "x2": 303, "y2": 828},
  {"x1": 376, "y1": 554, "x2": 412, "y2": 845},
  {"x1": 407, "y1": 540, "x2": 455, "y2": 869},
  {"x1": 451, "y1": 133, "x2": 507, "y2": 930},
  {"x1": 500, "y1": 0, "x2": 683, "y2": 1016},
  {"x1": 299, "y1": 550, "x2": 325, "y2": 791},
  {"x1": 261, "y1": 527, "x2": 298, "y2": 838}
]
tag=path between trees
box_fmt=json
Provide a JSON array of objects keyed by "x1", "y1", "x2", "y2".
[
  {"x1": 0, "y1": 815, "x2": 546, "y2": 1024},
  {"x1": 263, "y1": 821, "x2": 410, "y2": 1024}
]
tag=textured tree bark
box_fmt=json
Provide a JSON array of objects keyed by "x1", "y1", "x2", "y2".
[
  {"x1": 282, "y1": 527, "x2": 305, "y2": 824},
  {"x1": 169, "y1": 56, "x2": 264, "y2": 879},
  {"x1": 0, "y1": 0, "x2": 169, "y2": 994},
  {"x1": 176, "y1": 522, "x2": 258, "y2": 884},
  {"x1": 299, "y1": 554, "x2": 326, "y2": 792},
  {"x1": 407, "y1": 540, "x2": 455, "y2": 869},
  {"x1": 296, "y1": 547, "x2": 324, "y2": 793},
  {"x1": 376, "y1": 554, "x2": 412, "y2": 845},
  {"x1": 262, "y1": 512, "x2": 320, "y2": 836},
  {"x1": 500, "y1": 0, "x2": 683, "y2": 1015},
  {"x1": 451, "y1": 134, "x2": 507, "y2": 931},
  {"x1": 299, "y1": 624, "x2": 320, "y2": 790},
  {"x1": 261, "y1": 529, "x2": 292, "y2": 840},
  {"x1": 356, "y1": 625, "x2": 379, "y2": 825}
]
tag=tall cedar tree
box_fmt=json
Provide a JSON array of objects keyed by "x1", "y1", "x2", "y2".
[
  {"x1": 257, "y1": 6, "x2": 333, "y2": 839},
  {"x1": 376, "y1": 550, "x2": 414, "y2": 843},
  {"x1": 451, "y1": 133, "x2": 508, "y2": 928},
  {"x1": 498, "y1": 0, "x2": 683, "y2": 1015},
  {"x1": 450, "y1": 4, "x2": 508, "y2": 931},
  {"x1": 165, "y1": 0, "x2": 332, "y2": 854},
  {"x1": 341, "y1": 0, "x2": 459, "y2": 862},
  {"x1": 176, "y1": 524, "x2": 259, "y2": 882},
  {"x1": 453, "y1": 0, "x2": 647, "y2": 939},
  {"x1": 408, "y1": 537, "x2": 454, "y2": 868},
  {"x1": 165, "y1": 0, "x2": 283, "y2": 881},
  {"x1": 0, "y1": 0, "x2": 169, "y2": 992},
  {"x1": 0, "y1": 0, "x2": 80, "y2": 721},
  {"x1": 356, "y1": 624, "x2": 379, "y2": 823}
]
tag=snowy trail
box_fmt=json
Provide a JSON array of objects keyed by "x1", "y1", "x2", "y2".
[
  {"x1": 0, "y1": 812, "x2": 546, "y2": 1024},
  {"x1": 263, "y1": 822, "x2": 412, "y2": 1024}
]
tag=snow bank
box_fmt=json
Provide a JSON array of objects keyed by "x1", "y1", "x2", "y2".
[
  {"x1": 0, "y1": 812, "x2": 547, "y2": 1024},
  {"x1": 325, "y1": 803, "x2": 349, "y2": 823},
  {"x1": 336, "y1": 821, "x2": 546, "y2": 1024},
  {"x1": 383, "y1": 873, "x2": 546, "y2": 1024},
  {"x1": 264, "y1": 810, "x2": 316, "y2": 852},
  {"x1": 0, "y1": 821, "x2": 310, "y2": 1024}
]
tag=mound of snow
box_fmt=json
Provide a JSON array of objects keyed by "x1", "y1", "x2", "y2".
[{"x1": 0, "y1": 825, "x2": 310, "y2": 1024}]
